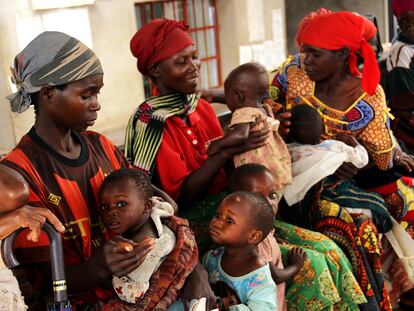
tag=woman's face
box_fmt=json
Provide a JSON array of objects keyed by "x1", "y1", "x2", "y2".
[
  {"x1": 302, "y1": 44, "x2": 344, "y2": 82},
  {"x1": 155, "y1": 45, "x2": 200, "y2": 95},
  {"x1": 46, "y1": 74, "x2": 103, "y2": 132},
  {"x1": 399, "y1": 11, "x2": 414, "y2": 43}
]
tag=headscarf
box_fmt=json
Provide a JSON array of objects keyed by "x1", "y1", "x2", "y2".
[
  {"x1": 296, "y1": 11, "x2": 380, "y2": 96},
  {"x1": 130, "y1": 19, "x2": 194, "y2": 75},
  {"x1": 7, "y1": 31, "x2": 103, "y2": 113},
  {"x1": 392, "y1": 0, "x2": 414, "y2": 18},
  {"x1": 295, "y1": 8, "x2": 332, "y2": 48}
]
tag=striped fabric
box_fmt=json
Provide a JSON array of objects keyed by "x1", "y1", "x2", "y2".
[{"x1": 124, "y1": 93, "x2": 198, "y2": 176}]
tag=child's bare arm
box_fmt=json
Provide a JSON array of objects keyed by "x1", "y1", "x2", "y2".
[
  {"x1": 269, "y1": 247, "x2": 306, "y2": 284},
  {"x1": 207, "y1": 123, "x2": 251, "y2": 156}
]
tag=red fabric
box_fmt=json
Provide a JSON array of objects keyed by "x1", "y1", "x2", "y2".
[
  {"x1": 130, "y1": 19, "x2": 194, "y2": 75},
  {"x1": 392, "y1": 0, "x2": 414, "y2": 17},
  {"x1": 295, "y1": 8, "x2": 332, "y2": 48},
  {"x1": 155, "y1": 98, "x2": 226, "y2": 200},
  {"x1": 297, "y1": 11, "x2": 380, "y2": 96}
]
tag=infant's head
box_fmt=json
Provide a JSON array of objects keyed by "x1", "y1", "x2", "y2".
[
  {"x1": 229, "y1": 163, "x2": 280, "y2": 214},
  {"x1": 98, "y1": 168, "x2": 153, "y2": 235},
  {"x1": 209, "y1": 191, "x2": 274, "y2": 247},
  {"x1": 224, "y1": 62, "x2": 269, "y2": 112},
  {"x1": 289, "y1": 104, "x2": 323, "y2": 144}
]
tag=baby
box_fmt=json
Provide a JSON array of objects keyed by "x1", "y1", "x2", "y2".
[
  {"x1": 98, "y1": 168, "x2": 198, "y2": 310},
  {"x1": 284, "y1": 104, "x2": 369, "y2": 206},
  {"x1": 203, "y1": 191, "x2": 278, "y2": 310},
  {"x1": 228, "y1": 164, "x2": 306, "y2": 311},
  {"x1": 207, "y1": 62, "x2": 292, "y2": 199}
]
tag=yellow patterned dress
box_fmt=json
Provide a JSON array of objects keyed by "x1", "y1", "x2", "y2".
[{"x1": 268, "y1": 54, "x2": 408, "y2": 310}]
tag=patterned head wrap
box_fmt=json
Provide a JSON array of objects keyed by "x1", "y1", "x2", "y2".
[
  {"x1": 392, "y1": 0, "x2": 414, "y2": 18},
  {"x1": 8, "y1": 31, "x2": 103, "y2": 113},
  {"x1": 296, "y1": 11, "x2": 379, "y2": 96},
  {"x1": 130, "y1": 19, "x2": 194, "y2": 75}
]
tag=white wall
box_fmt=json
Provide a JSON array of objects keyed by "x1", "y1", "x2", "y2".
[{"x1": 0, "y1": 0, "x2": 145, "y2": 154}]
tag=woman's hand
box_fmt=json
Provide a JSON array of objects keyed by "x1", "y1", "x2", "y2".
[
  {"x1": 394, "y1": 148, "x2": 414, "y2": 173},
  {"x1": 94, "y1": 236, "x2": 154, "y2": 279},
  {"x1": 334, "y1": 162, "x2": 359, "y2": 180},
  {"x1": 0, "y1": 205, "x2": 65, "y2": 241},
  {"x1": 243, "y1": 121, "x2": 271, "y2": 150},
  {"x1": 335, "y1": 133, "x2": 359, "y2": 147},
  {"x1": 181, "y1": 262, "x2": 216, "y2": 311},
  {"x1": 274, "y1": 111, "x2": 291, "y2": 136}
]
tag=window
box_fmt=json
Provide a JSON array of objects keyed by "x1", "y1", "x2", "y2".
[{"x1": 135, "y1": 0, "x2": 221, "y2": 97}]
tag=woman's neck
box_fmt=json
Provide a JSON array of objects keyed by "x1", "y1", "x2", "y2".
[
  {"x1": 314, "y1": 70, "x2": 362, "y2": 111},
  {"x1": 316, "y1": 68, "x2": 349, "y2": 95},
  {"x1": 34, "y1": 118, "x2": 80, "y2": 159}
]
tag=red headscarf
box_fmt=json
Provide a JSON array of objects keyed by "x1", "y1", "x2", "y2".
[
  {"x1": 296, "y1": 11, "x2": 379, "y2": 96},
  {"x1": 295, "y1": 8, "x2": 332, "y2": 48},
  {"x1": 392, "y1": 0, "x2": 414, "y2": 18},
  {"x1": 130, "y1": 19, "x2": 194, "y2": 75}
]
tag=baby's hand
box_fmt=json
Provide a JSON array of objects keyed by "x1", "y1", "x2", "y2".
[
  {"x1": 287, "y1": 247, "x2": 306, "y2": 269},
  {"x1": 335, "y1": 133, "x2": 359, "y2": 147}
]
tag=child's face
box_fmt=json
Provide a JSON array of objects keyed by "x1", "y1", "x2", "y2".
[
  {"x1": 99, "y1": 178, "x2": 150, "y2": 235},
  {"x1": 237, "y1": 171, "x2": 279, "y2": 214},
  {"x1": 209, "y1": 194, "x2": 256, "y2": 247}
]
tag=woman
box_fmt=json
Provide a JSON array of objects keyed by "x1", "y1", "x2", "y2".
[
  {"x1": 270, "y1": 10, "x2": 414, "y2": 310},
  {"x1": 0, "y1": 31, "x2": 211, "y2": 310},
  {"x1": 125, "y1": 19, "x2": 269, "y2": 247},
  {"x1": 126, "y1": 19, "x2": 367, "y2": 311},
  {"x1": 384, "y1": 0, "x2": 414, "y2": 151}
]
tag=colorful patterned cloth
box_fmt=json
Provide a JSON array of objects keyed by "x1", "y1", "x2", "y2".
[
  {"x1": 275, "y1": 220, "x2": 366, "y2": 311},
  {"x1": 231, "y1": 107, "x2": 292, "y2": 196},
  {"x1": 269, "y1": 54, "x2": 398, "y2": 310},
  {"x1": 102, "y1": 216, "x2": 198, "y2": 311},
  {"x1": 124, "y1": 93, "x2": 198, "y2": 176},
  {"x1": 271, "y1": 54, "x2": 395, "y2": 171}
]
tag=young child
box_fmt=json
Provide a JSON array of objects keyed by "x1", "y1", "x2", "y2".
[
  {"x1": 228, "y1": 164, "x2": 306, "y2": 311},
  {"x1": 98, "y1": 168, "x2": 199, "y2": 310},
  {"x1": 203, "y1": 191, "x2": 278, "y2": 310},
  {"x1": 284, "y1": 104, "x2": 369, "y2": 206},
  {"x1": 207, "y1": 62, "x2": 292, "y2": 199}
]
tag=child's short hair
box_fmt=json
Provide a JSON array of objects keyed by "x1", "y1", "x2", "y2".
[
  {"x1": 289, "y1": 104, "x2": 324, "y2": 145},
  {"x1": 100, "y1": 168, "x2": 153, "y2": 200},
  {"x1": 231, "y1": 191, "x2": 274, "y2": 240},
  {"x1": 224, "y1": 62, "x2": 268, "y2": 95},
  {"x1": 228, "y1": 164, "x2": 271, "y2": 192}
]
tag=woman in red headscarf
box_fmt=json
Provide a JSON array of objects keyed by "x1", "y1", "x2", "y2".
[
  {"x1": 270, "y1": 10, "x2": 414, "y2": 310},
  {"x1": 124, "y1": 19, "x2": 271, "y2": 309}
]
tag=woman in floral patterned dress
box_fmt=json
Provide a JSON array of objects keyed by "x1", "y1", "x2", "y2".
[{"x1": 270, "y1": 10, "x2": 414, "y2": 311}]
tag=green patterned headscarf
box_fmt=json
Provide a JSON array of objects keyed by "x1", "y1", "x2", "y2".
[{"x1": 7, "y1": 31, "x2": 103, "y2": 113}]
